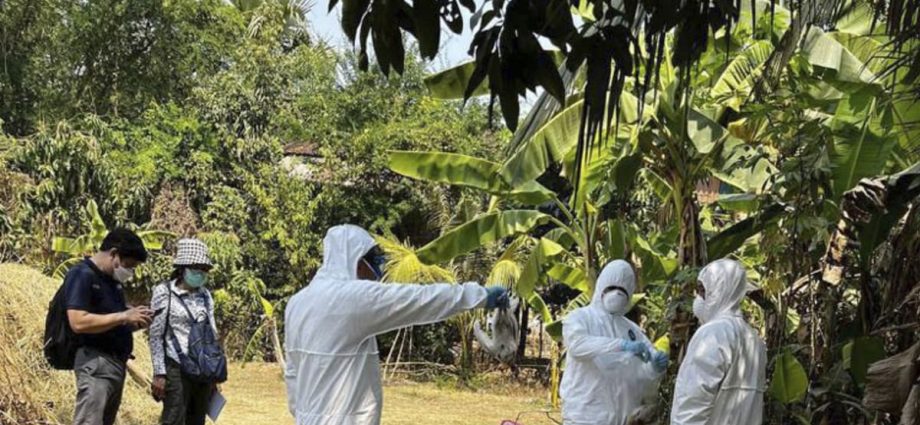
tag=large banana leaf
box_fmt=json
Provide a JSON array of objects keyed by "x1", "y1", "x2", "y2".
[
  {"x1": 828, "y1": 32, "x2": 889, "y2": 76},
  {"x1": 423, "y1": 61, "x2": 489, "y2": 99},
  {"x1": 547, "y1": 263, "x2": 590, "y2": 292},
  {"x1": 516, "y1": 237, "x2": 568, "y2": 298},
  {"x1": 424, "y1": 52, "x2": 568, "y2": 100},
  {"x1": 686, "y1": 109, "x2": 735, "y2": 155},
  {"x1": 138, "y1": 230, "x2": 175, "y2": 251},
  {"x1": 710, "y1": 40, "x2": 775, "y2": 112},
  {"x1": 627, "y1": 225, "x2": 678, "y2": 282},
  {"x1": 770, "y1": 351, "x2": 809, "y2": 403},
  {"x1": 500, "y1": 91, "x2": 644, "y2": 189},
  {"x1": 528, "y1": 292, "x2": 553, "y2": 323},
  {"x1": 416, "y1": 210, "x2": 551, "y2": 264},
  {"x1": 843, "y1": 337, "x2": 887, "y2": 385},
  {"x1": 500, "y1": 99, "x2": 583, "y2": 187},
  {"x1": 801, "y1": 27, "x2": 878, "y2": 86},
  {"x1": 707, "y1": 203, "x2": 786, "y2": 259},
  {"x1": 829, "y1": 91, "x2": 898, "y2": 198},
  {"x1": 641, "y1": 169, "x2": 673, "y2": 202},
  {"x1": 390, "y1": 150, "x2": 496, "y2": 189},
  {"x1": 388, "y1": 151, "x2": 555, "y2": 205},
  {"x1": 717, "y1": 193, "x2": 761, "y2": 213},
  {"x1": 52, "y1": 236, "x2": 94, "y2": 257},
  {"x1": 713, "y1": 156, "x2": 775, "y2": 193}
]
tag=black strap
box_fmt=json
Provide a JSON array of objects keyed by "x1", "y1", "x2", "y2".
[
  {"x1": 160, "y1": 282, "x2": 200, "y2": 361},
  {"x1": 170, "y1": 289, "x2": 201, "y2": 324}
]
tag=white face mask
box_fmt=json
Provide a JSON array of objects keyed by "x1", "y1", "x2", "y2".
[
  {"x1": 692, "y1": 296, "x2": 710, "y2": 323},
  {"x1": 602, "y1": 290, "x2": 630, "y2": 315},
  {"x1": 112, "y1": 256, "x2": 135, "y2": 283},
  {"x1": 113, "y1": 266, "x2": 134, "y2": 283}
]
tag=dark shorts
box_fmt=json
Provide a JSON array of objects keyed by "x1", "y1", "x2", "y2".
[
  {"x1": 73, "y1": 347, "x2": 126, "y2": 425},
  {"x1": 160, "y1": 359, "x2": 212, "y2": 425}
]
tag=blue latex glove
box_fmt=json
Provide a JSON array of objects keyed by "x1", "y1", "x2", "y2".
[
  {"x1": 618, "y1": 340, "x2": 651, "y2": 361},
  {"x1": 485, "y1": 286, "x2": 510, "y2": 309},
  {"x1": 651, "y1": 350, "x2": 669, "y2": 372}
]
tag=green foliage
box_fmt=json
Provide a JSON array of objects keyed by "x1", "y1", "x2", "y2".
[
  {"x1": 770, "y1": 351, "x2": 809, "y2": 404},
  {"x1": 842, "y1": 337, "x2": 887, "y2": 386},
  {"x1": 1, "y1": 2, "x2": 503, "y2": 358},
  {"x1": 416, "y1": 210, "x2": 552, "y2": 264},
  {"x1": 49, "y1": 199, "x2": 175, "y2": 279}
]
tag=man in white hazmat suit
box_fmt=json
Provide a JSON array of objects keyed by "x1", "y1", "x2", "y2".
[
  {"x1": 284, "y1": 224, "x2": 509, "y2": 425},
  {"x1": 671, "y1": 258, "x2": 767, "y2": 425},
  {"x1": 560, "y1": 260, "x2": 668, "y2": 425}
]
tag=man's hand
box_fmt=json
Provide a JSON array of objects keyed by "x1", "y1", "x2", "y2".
[
  {"x1": 617, "y1": 340, "x2": 651, "y2": 361},
  {"x1": 122, "y1": 306, "x2": 154, "y2": 329},
  {"x1": 484, "y1": 286, "x2": 510, "y2": 310},
  {"x1": 151, "y1": 375, "x2": 167, "y2": 402}
]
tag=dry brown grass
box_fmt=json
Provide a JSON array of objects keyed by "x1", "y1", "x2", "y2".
[
  {"x1": 0, "y1": 263, "x2": 158, "y2": 425},
  {"x1": 220, "y1": 363, "x2": 559, "y2": 425}
]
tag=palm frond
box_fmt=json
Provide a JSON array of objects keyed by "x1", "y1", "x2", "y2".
[
  {"x1": 486, "y1": 236, "x2": 529, "y2": 287},
  {"x1": 374, "y1": 235, "x2": 457, "y2": 284}
]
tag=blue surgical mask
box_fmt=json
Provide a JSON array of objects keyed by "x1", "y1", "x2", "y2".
[{"x1": 183, "y1": 269, "x2": 208, "y2": 288}]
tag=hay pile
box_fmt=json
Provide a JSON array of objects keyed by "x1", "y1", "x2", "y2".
[{"x1": 0, "y1": 263, "x2": 159, "y2": 424}]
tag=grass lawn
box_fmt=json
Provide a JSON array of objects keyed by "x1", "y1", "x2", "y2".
[{"x1": 220, "y1": 363, "x2": 560, "y2": 425}]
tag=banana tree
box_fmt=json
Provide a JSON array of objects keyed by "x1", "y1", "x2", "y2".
[
  {"x1": 51, "y1": 199, "x2": 174, "y2": 278},
  {"x1": 231, "y1": 271, "x2": 286, "y2": 371}
]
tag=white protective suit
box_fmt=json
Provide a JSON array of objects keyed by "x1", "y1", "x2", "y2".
[
  {"x1": 671, "y1": 259, "x2": 767, "y2": 425},
  {"x1": 284, "y1": 225, "x2": 488, "y2": 425},
  {"x1": 560, "y1": 260, "x2": 664, "y2": 425}
]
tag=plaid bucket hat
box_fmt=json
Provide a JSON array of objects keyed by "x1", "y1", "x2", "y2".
[{"x1": 174, "y1": 238, "x2": 212, "y2": 268}]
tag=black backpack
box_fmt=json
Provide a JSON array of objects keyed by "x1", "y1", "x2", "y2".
[
  {"x1": 44, "y1": 284, "x2": 80, "y2": 370},
  {"x1": 165, "y1": 289, "x2": 227, "y2": 383}
]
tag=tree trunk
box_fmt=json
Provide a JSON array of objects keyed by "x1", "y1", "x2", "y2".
[
  {"x1": 517, "y1": 304, "x2": 529, "y2": 361},
  {"x1": 671, "y1": 193, "x2": 706, "y2": 362}
]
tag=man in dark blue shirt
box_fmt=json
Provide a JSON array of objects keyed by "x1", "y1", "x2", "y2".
[{"x1": 64, "y1": 228, "x2": 153, "y2": 425}]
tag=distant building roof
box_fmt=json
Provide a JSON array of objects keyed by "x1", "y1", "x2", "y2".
[{"x1": 283, "y1": 142, "x2": 322, "y2": 158}]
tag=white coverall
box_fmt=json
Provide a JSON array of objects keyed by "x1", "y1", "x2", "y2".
[
  {"x1": 671, "y1": 259, "x2": 767, "y2": 425},
  {"x1": 284, "y1": 225, "x2": 488, "y2": 425},
  {"x1": 560, "y1": 260, "x2": 664, "y2": 425}
]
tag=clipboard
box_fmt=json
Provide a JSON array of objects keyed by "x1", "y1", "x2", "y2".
[{"x1": 207, "y1": 389, "x2": 226, "y2": 423}]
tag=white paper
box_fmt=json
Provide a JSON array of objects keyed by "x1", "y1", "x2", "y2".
[{"x1": 207, "y1": 390, "x2": 226, "y2": 423}]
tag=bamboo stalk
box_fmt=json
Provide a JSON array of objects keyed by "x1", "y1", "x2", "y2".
[
  {"x1": 389, "y1": 326, "x2": 410, "y2": 380},
  {"x1": 382, "y1": 328, "x2": 403, "y2": 377}
]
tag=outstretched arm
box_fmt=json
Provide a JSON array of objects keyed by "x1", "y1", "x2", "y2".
[{"x1": 357, "y1": 281, "x2": 487, "y2": 337}]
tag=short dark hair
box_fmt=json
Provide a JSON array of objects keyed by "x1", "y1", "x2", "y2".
[{"x1": 100, "y1": 228, "x2": 148, "y2": 262}]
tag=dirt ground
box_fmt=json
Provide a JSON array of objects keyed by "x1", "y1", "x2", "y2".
[{"x1": 219, "y1": 363, "x2": 560, "y2": 425}]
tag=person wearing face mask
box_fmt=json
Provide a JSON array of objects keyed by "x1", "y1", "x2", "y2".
[
  {"x1": 148, "y1": 238, "x2": 225, "y2": 425},
  {"x1": 284, "y1": 225, "x2": 509, "y2": 425},
  {"x1": 671, "y1": 259, "x2": 767, "y2": 425},
  {"x1": 559, "y1": 260, "x2": 668, "y2": 425},
  {"x1": 62, "y1": 228, "x2": 152, "y2": 425}
]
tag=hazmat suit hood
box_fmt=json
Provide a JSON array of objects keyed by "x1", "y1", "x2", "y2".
[
  {"x1": 314, "y1": 224, "x2": 377, "y2": 282},
  {"x1": 592, "y1": 259, "x2": 636, "y2": 310},
  {"x1": 696, "y1": 258, "x2": 751, "y2": 322}
]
